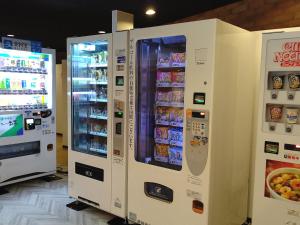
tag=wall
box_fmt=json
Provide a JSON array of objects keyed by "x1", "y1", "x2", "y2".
[
  {"x1": 56, "y1": 60, "x2": 68, "y2": 147},
  {"x1": 177, "y1": 0, "x2": 300, "y2": 31}
]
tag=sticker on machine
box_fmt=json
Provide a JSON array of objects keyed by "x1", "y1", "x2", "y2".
[
  {"x1": 187, "y1": 174, "x2": 202, "y2": 186},
  {"x1": 0, "y1": 114, "x2": 23, "y2": 137},
  {"x1": 268, "y1": 39, "x2": 300, "y2": 67},
  {"x1": 265, "y1": 160, "x2": 300, "y2": 203}
]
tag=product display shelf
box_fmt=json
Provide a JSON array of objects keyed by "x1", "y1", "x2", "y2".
[{"x1": 88, "y1": 131, "x2": 108, "y2": 138}]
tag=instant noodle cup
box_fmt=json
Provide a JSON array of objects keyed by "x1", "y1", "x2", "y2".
[
  {"x1": 286, "y1": 108, "x2": 299, "y2": 124},
  {"x1": 288, "y1": 74, "x2": 300, "y2": 89},
  {"x1": 270, "y1": 105, "x2": 283, "y2": 122},
  {"x1": 272, "y1": 75, "x2": 284, "y2": 89}
]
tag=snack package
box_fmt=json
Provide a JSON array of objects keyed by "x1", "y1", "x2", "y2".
[
  {"x1": 158, "y1": 56, "x2": 171, "y2": 67},
  {"x1": 171, "y1": 72, "x2": 185, "y2": 85},
  {"x1": 288, "y1": 74, "x2": 300, "y2": 89},
  {"x1": 169, "y1": 127, "x2": 183, "y2": 144},
  {"x1": 157, "y1": 72, "x2": 172, "y2": 84},
  {"x1": 272, "y1": 75, "x2": 284, "y2": 89},
  {"x1": 170, "y1": 109, "x2": 184, "y2": 124},
  {"x1": 168, "y1": 146, "x2": 183, "y2": 166},
  {"x1": 154, "y1": 144, "x2": 169, "y2": 163},
  {"x1": 171, "y1": 53, "x2": 186, "y2": 66},
  {"x1": 171, "y1": 88, "x2": 184, "y2": 103},
  {"x1": 269, "y1": 105, "x2": 283, "y2": 122},
  {"x1": 155, "y1": 127, "x2": 169, "y2": 141},
  {"x1": 156, "y1": 107, "x2": 170, "y2": 123},
  {"x1": 286, "y1": 108, "x2": 299, "y2": 124},
  {"x1": 156, "y1": 91, "x2": 172, "y2": 103}
]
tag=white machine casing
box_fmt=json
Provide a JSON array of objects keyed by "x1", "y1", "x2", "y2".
[
  {"x1": 67, "y1": 32, "x2": 128, "y2": 218},
  {"x1": 127, "y1": 19, "x2": 257, "y2": 225},
  {"x1": 252, "y1": 32, "x2": 300, "y2": 225},
  {"x1": 0, "y1": 48, "x2": 56, "y2": 186}
]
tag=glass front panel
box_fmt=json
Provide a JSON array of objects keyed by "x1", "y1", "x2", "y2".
[
  {"x1": 0, "y1": 49, "x2": 52, "y2": 110},
  {"x1": 135, "y1": 35, "x2": 186, "y2": 171},
  {"x1": 71, "y1": 41, "x2": 108, "y2": 157}
]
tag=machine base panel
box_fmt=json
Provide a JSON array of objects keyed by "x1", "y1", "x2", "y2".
[
  {"x1": 40, "y1": 175, "x2": 62, "y2": 182},
  {"x1": 66, "y1": 200, "x2": 90, "y2": 211}
]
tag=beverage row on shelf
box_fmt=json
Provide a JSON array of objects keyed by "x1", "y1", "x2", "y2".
[
  {"x1": 267, "y1": 104, "x2": 299, "y2": 126},
  {"x1": 269, "y1": 73, "x2": 300, "y2": 90},
  {"x1": 0, "y1": 57, "x2": 47, "y2": 74},
  {"x1": 156, "y1": 89, "x2": 184, "y2": 106},
  {"x1": 90, "y1": 51, "x2": 108, "y2": 66},
  {"x1": 92, "y1": 68, "x2": 107, "y2": 82},
  {"x1": 155, "y1": 107, "x2": 184, "y2": 127},
  {"x1": 90, "y1": 140, "x2": 107, "y2": 154},
  {"x1": 73, "y1": 87, "x2": 107, "y2": 102},
  {"x1": 0, "y1": 95, "x2": 47, "y2": 109},
  {"x1": 78, "y1": 139, "x2": 107, "y2": 155},
  {"x1": 157, "y1": 52, "x2": 186, "y2": 68},
  {"x1": 0, "y1": 103, "x2": 48, "y2": 111},
  {"x1": 154, "y1": 126, "x2": 183, "y2": 147},
  {"x1": 79, "y1": 108, "x2": 108, "y2": 120},
  {"x1": 89, "y1": 123, "x2": 107, "y2": 137},
  {"x1": 0, "y1": 77, "x2": 46, "y2": 92},
  {"x1": 156, "y1": 71, "x2": 185, "y2": 87},
  {"x1": 154, "y1": 143, "x2": 182, "y2": 166}
]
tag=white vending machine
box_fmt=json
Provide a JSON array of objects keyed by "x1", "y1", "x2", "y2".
[
  {"x1": 127, "y1": 19, "x2": 257, "y2": 225},
  {"x1": 67, "y1": 32, "x2": 128, "y2": 219},
  {"x1": 0, "y1": 48, "x2": 56, "y2": 187},
  {"x1": 252, "y1": 32, "x2": 300, "y2": 225}
]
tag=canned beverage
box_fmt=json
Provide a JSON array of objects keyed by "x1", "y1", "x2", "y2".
[
  {"x1": 5, "y1": 78, "x2": 10, "y2": 89},
  {"x1": 22, "y1": 80, "x2": 27, "y2": 89}
]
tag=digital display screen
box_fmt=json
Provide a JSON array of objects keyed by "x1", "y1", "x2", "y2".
[
  {"x1": 34, "y1": 119, "x2": 42, "y2": 125},
  {"x1": 193, "y1": 93, "x2": 205, "y2": 105},
  {"x1": 0, "y1": 114, "x2": 23, "y2": 137},
  {"x1": 265, "y1": 141, "x2": 279, "y2": 154},
  {"x1": 192, "y1": 111, "x2": 206, "y2": 119},
  {"x1": 284, "y1": 144, "x2": 300, "y2": 152},
  {"x1": 26, "y1": 119, "x2": 34, "y2": 124},
  {"x1": 24, "y1": 118, "x2": 35, "y2": 130},
  {"x1": 115, "y1": 111, "x2": 123, "y2": 118},
  {"x1": 116, "y1": 76, "x2": 124, "y2": 86}
]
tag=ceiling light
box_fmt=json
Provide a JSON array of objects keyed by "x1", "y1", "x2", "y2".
[
  {"x1": 98, "y1": 31, "x2": 106, "y2": 34},
  {"x1": 7, "y1": 34, "x2": 15, "y2": 37},
  {"x1": 146, "y1": 8, "x2": 156, "y2": 16}
]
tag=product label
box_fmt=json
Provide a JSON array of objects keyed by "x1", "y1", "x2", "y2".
[
  {"x1": 273, "y1": 41, "x2": 300, "y2": 67},
  {"x1": 128, "y1": 39, "x2": 135, "y2": 151},
  {"x1": 2, "y1": 37, "x2": 42, "y2": 53}
]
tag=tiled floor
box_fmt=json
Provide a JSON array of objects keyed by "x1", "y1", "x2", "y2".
[{"x1": 0, "y1": 174, "x2": 113, "y2": 225}]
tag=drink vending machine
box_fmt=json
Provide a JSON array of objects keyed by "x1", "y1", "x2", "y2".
[
  {"x1": 127, "y1": 19, "x2": 257, "y2": 225},
  {"x1": 0, "y1": 47, "x2": 56, "y2": 187},
  {"x1": 252, "y1": 32, "x2": 300, "y2": 225},
  {"x1": 67, "y1": 31, "x2": 129, "y2": 219}
]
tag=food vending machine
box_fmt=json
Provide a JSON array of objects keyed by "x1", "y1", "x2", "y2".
[
  {"x1": 67, "y1": 32, "x2": 128, "y2": 218},
  {"x1": 127, "y1": 19, "x2": 257, "y2": 225},
  {"x1": 0, "y1": 47, "x2": 56, "y2": 186},
  {"x1": 252, "y1": 32, "x2": 300, "y2": 225}
]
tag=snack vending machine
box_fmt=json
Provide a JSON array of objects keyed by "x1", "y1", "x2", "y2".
[
  {"x1": 252, "y1": 32, "x2": 300, "y2": 225},
  {"x1": 127, "y1": 19, "x2": 257, "y2": 225},
  {"x1": 67, "y1": 32, "x2": 128, "y2": 218},
  {"x1": 0, "y1": 48, "x2": 56, "y2": 186}
]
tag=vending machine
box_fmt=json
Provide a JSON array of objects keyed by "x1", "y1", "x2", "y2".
[
  {"x1": 67, "y1": 32, "x2": 128, "y2": 218},
  {"x1": 252, "y1": 32, "x2": 300, "y2": 225},
  {"x1": 0, "y1": 47, "x2": 56, "y2": 187},
  {"x1": 127, "y1": 19, "x2": 257, "y2": 225}
]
